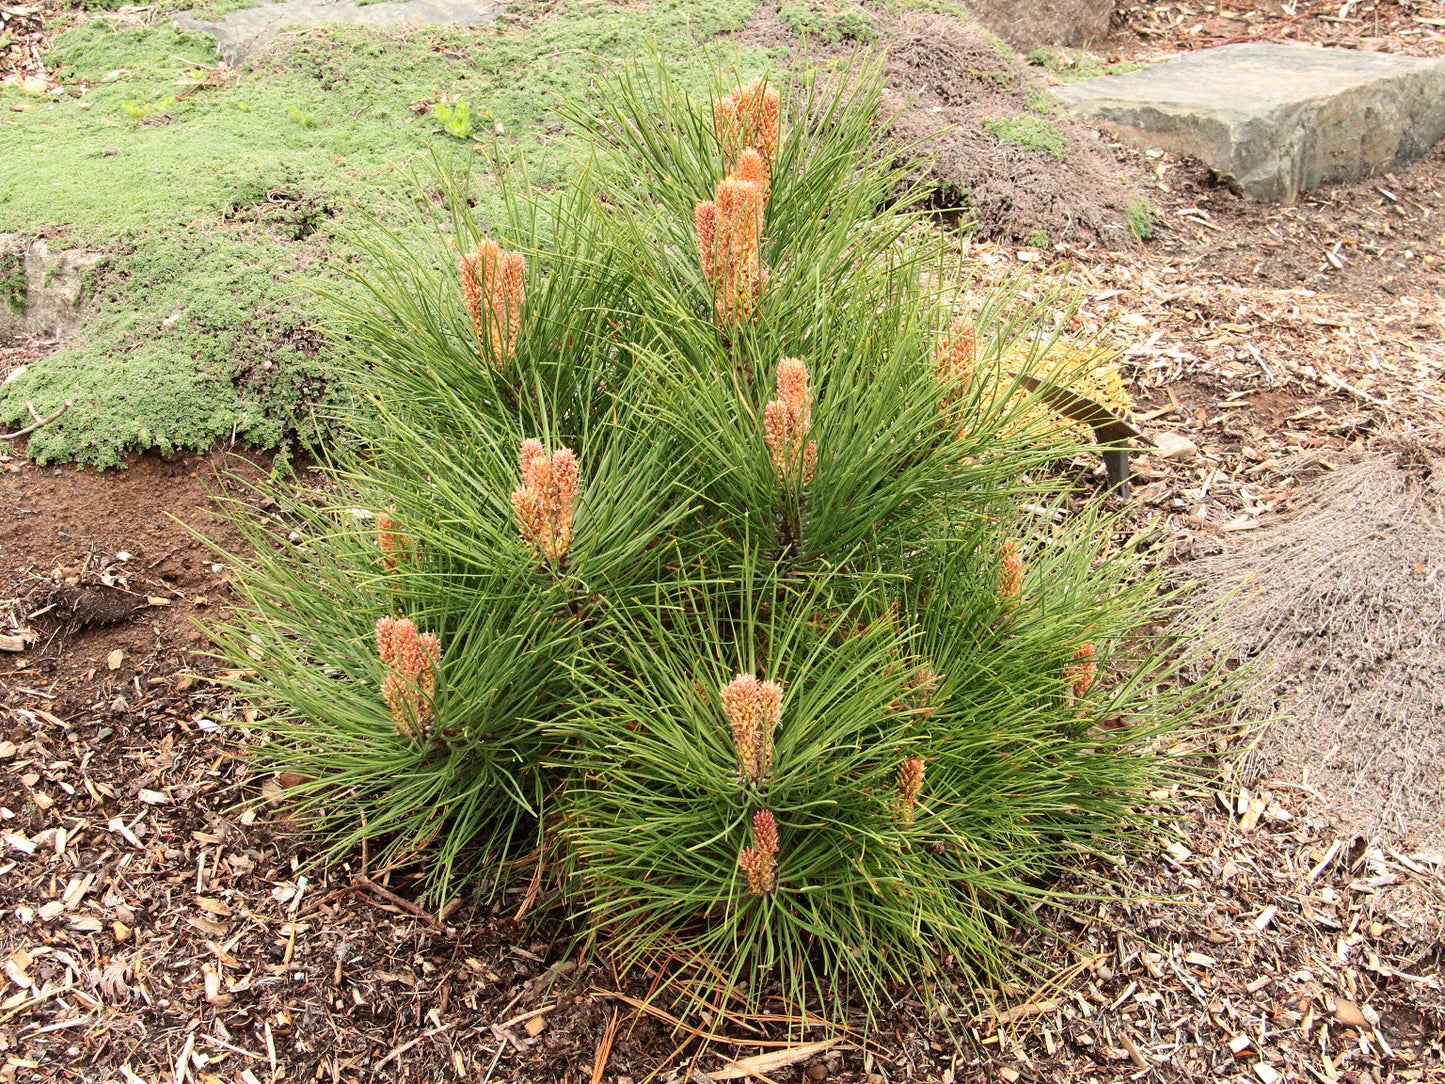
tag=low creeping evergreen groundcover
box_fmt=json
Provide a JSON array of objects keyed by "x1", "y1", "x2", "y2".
[{"x1": 218, "y1": 57, "x2": 1227, "y2": 1018}]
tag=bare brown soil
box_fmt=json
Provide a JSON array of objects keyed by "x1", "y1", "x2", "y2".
[
  {"x1": 2, "y1": 3, "x2": 1445, "y2": 1082},
  {"x1": 884, "y1": 15, "x2": 1143, "y2": 243},
  {"x1": 0, "y1": 436, "x2": 270, "y2": 720}
]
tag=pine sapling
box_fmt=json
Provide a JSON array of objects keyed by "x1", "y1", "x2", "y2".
[
  {"x1": 376, "y1": 510, "x2": 416, "y2": 571},
  {"x1": 735, "y1": 146, "x2": 771, "y2": 208},
  {"x1": 696, "y1": 173, "x2": 766, "y2": 328},
  {"x1": 511, "y1": 439, "x2": 580, "y2": 568},
  {"x1": 896, "y1": 755, "x2": 925, "y2": 823},
  {"x1": 999, "y1": 540, "x2": 1024, "y2": 613},
  {"x1": 714, "y1": 79, "x2": 781, "y2": 176},
  {"x1": 893, "y1": 665, "x2": 940, "y2": 718},
  {"x1": 1066, "y1": 642, "x2": 1097, "y2": 703},
  {"x1": 934, "y1": 315, "x2": 976, "y2": 426},
  {"x1": 721, "y1": 673, "x2": 783, "y2": 784}
]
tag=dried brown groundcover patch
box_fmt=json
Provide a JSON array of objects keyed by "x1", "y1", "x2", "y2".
[
  {"x1": 731, "y1": 7, "x2": 1141, "y2": 243},
  {"x1": 22, "y1": 581, "x2": 148, "y2": 633},
  {"x1": 1191, "y1": 443, "x2": 1445, "y2": 849},
  {"x1": 882, "y1": 15, "x2": 1138, "y2": 244}
]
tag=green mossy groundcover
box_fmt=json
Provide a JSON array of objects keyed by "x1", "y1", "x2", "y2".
[
  {"x1": 215, "y1": 58, "x2": 1227, "y2": 1018},
  {"x1": 0, "y1": 1, "x2": 767, "y2": 467}
]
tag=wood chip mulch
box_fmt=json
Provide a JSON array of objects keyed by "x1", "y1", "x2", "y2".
[
  {"x1": 1115, "y1": 0, "x2": 1445, "y2": 59},
  {"x1": 958, "y1": 1, "x2": 1445, "y2": 541},
  {"x1": 2, "y1": 700, "x2": 1442, "y2": 1084},
  {"x1": 0, "y1": 4, "x2": 52, "y2": 87}
]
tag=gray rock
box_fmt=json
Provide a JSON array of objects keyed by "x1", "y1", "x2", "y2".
[
  {"x1": 964, "y1": 0, "x2": 1114, "y2": 50},
  {"x1": 0, "y1": 236, "x2": 102, "y2": 341},
  {"x1": 174, "y1": 0, "x2": 502, "y2": 64},
  {"x1": 1051, "y1": 44, "x2": 1445, "y2": 201}
]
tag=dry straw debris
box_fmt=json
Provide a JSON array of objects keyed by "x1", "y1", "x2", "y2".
[{"x1": 1190, "y1": 445, "x2": 1445, "y2": 848}]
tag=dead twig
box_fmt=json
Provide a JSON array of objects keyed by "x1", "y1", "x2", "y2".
[
  {"x1": 0, "y1": 399, "x2": 71, "y2": 440},
  {"x1": 374, "y1": 1023, "x2": 454, "y2": 1070},
  {"x1": 350, "y1": 876, "x2": 446, "y2": 930},
  {"x1": 707, "y1": 1040, "x2": 847, "y2": 1081},
  {"x1": 1217, "y1": 4, "x2": 1321, "y2": 45}
]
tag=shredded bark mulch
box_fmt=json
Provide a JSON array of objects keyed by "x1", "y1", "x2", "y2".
[
  {"x1": 0, "y1": 340, "x2": 54, "y2": 394},
  {"x1": 1114, "y1": 0, "x2": 1445, "y2": 59},
  {"x1": 0, "y1": 5, "x2": 46, "y2": 85},
  {"x1": 0, "y1": 0, "x2": 77, "y2": 89}
]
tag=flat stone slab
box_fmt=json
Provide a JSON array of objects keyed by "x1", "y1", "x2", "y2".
[
  {"x1": 175, "y1": 0, "x2": 501, "y2": 63},
  {"x1": 1052, "y1": 43, "x2": 1445, "y2": 201}
]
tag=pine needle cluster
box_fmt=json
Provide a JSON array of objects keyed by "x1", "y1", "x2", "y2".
[{"x1": 216, "y1": 57, "x2": 1227, "y2": 1018}]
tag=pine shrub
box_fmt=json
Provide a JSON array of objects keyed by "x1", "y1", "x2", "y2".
[{"x1": 217, "y1": 57, "x2": 1226, "y2": 1017}]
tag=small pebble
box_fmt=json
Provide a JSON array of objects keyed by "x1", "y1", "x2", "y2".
[
  {"x1": 1333, "y1": 998, "x2": 1368, "y2": 1028},
  {"x1": 1152, "y1": 432, "x2": 1197, "y2": 460}
]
